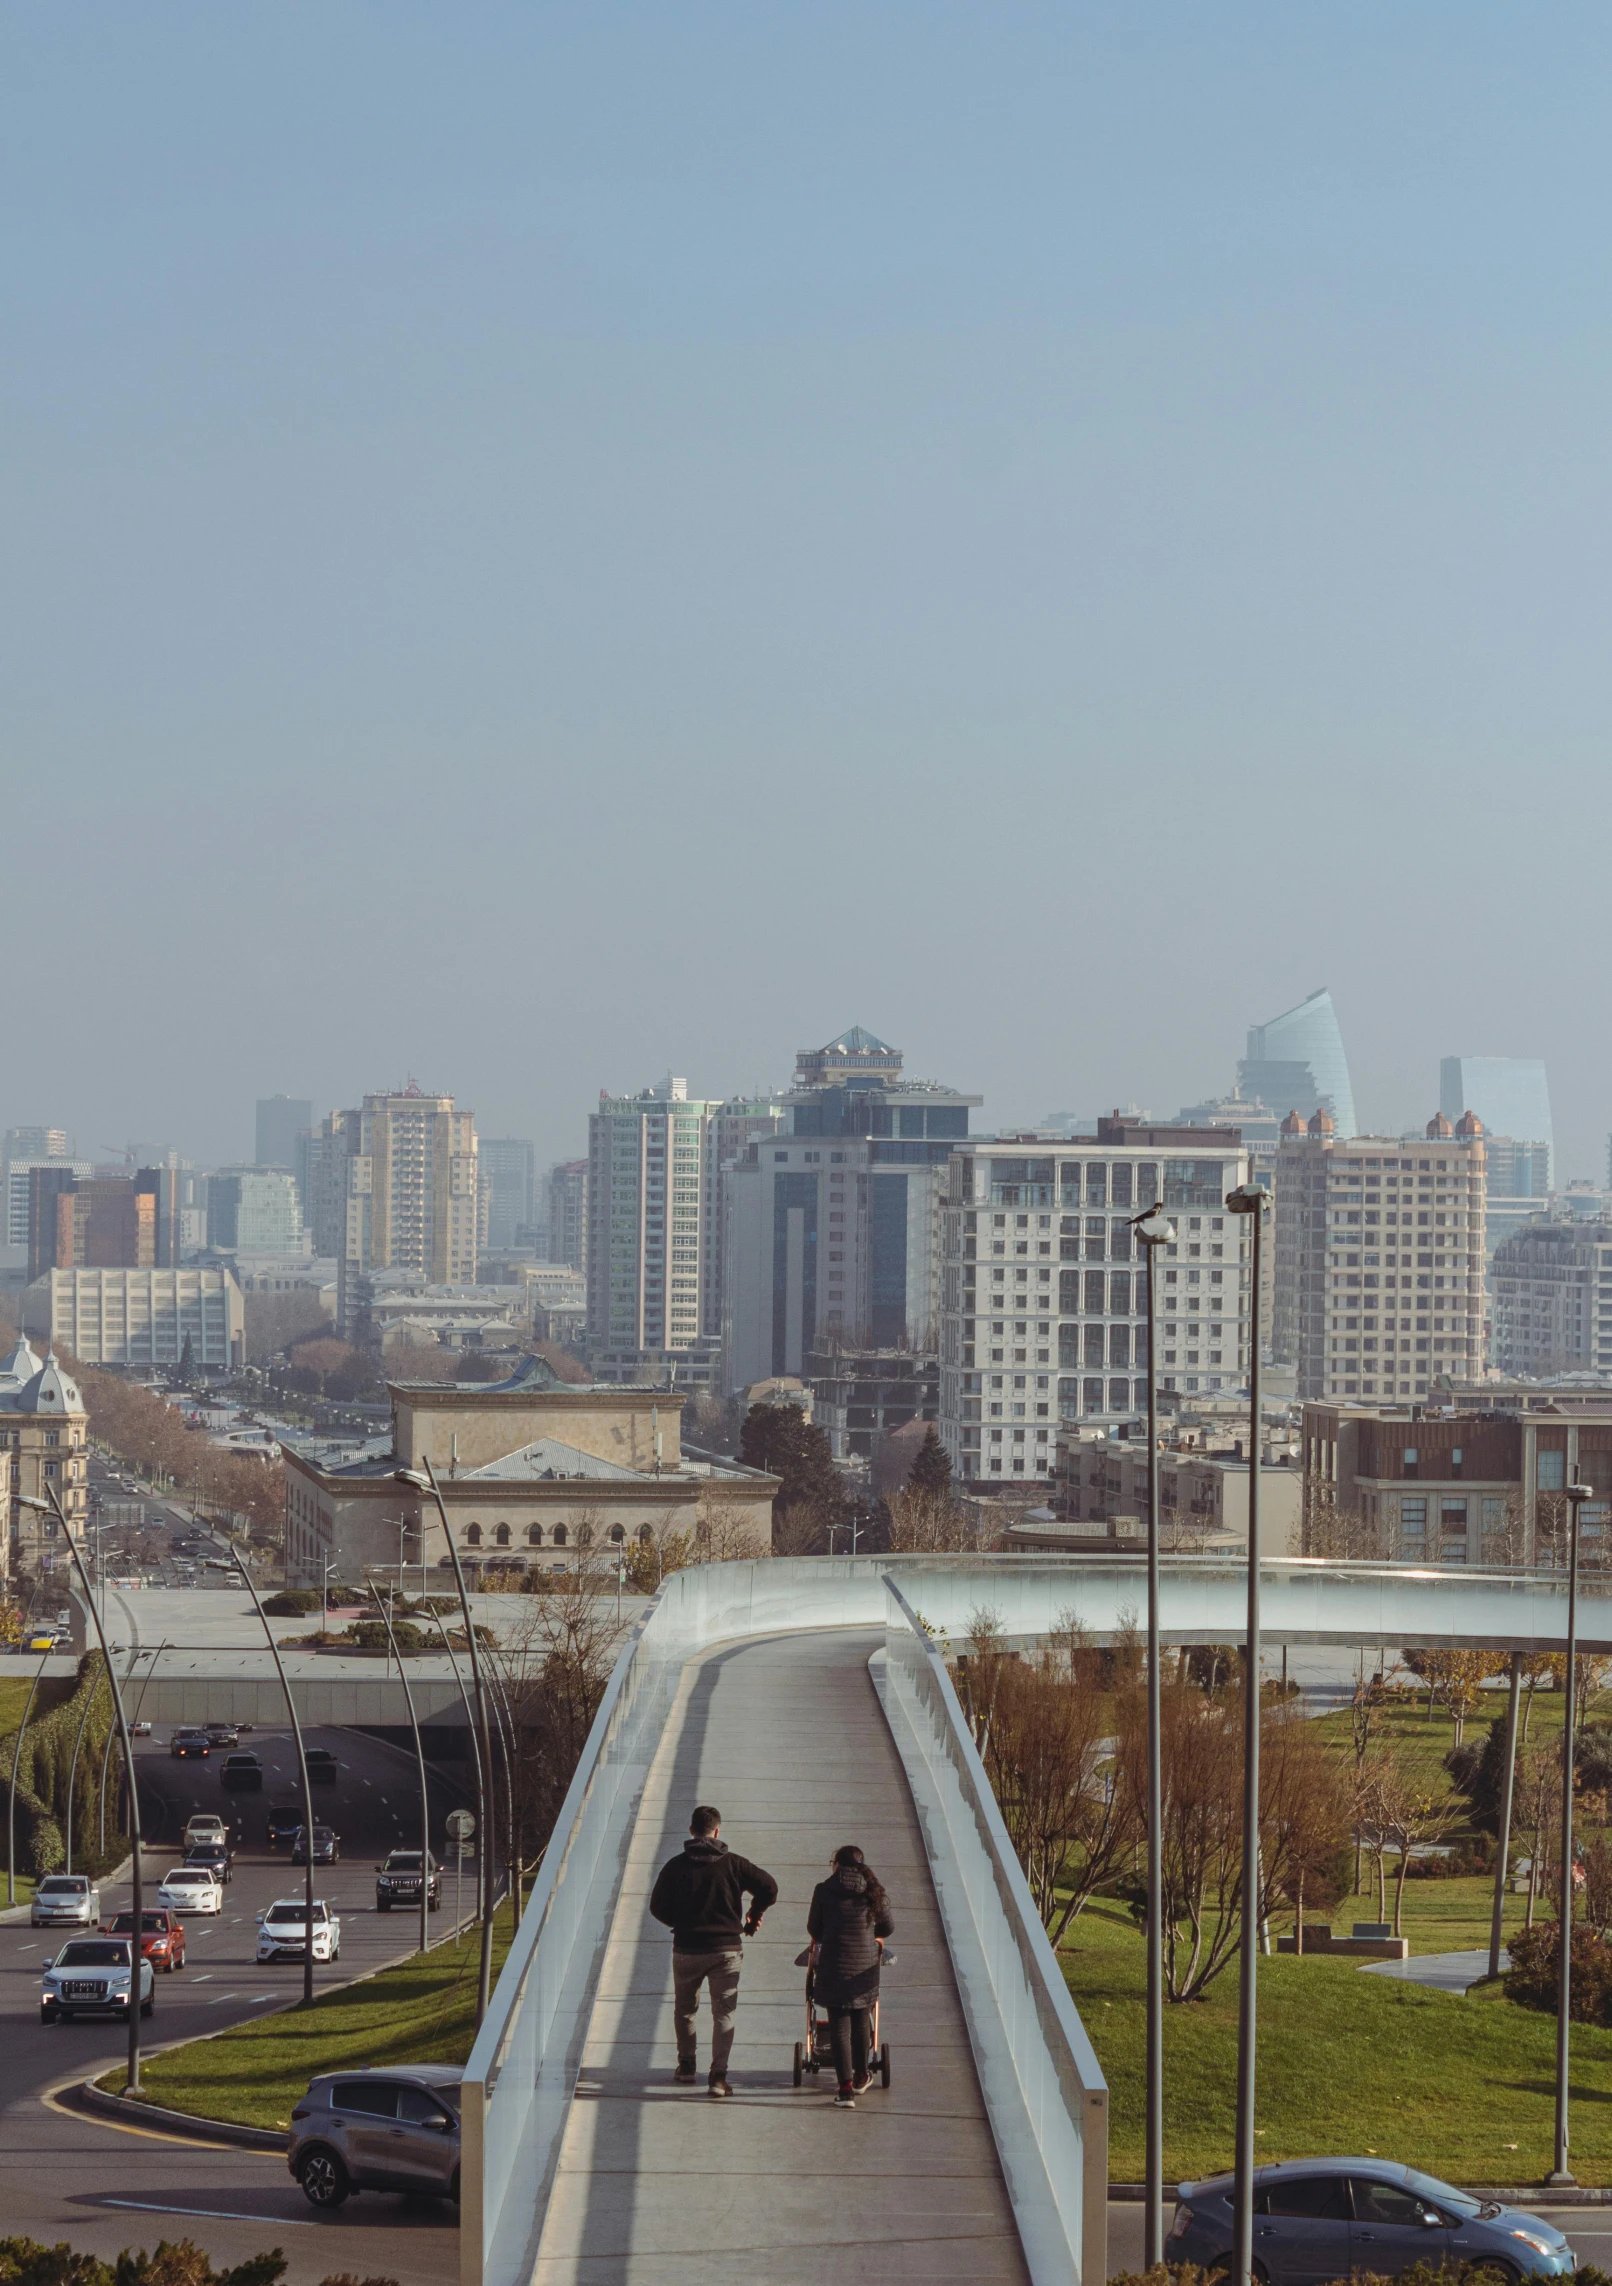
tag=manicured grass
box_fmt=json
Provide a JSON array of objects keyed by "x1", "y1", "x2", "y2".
[
  {"x1": 101, "y1": 1923, "x2": 513, "y2": 2130},
  {"x1": 1063, "y1": 1898, "x2": 1612, "y2": 2186},
  {"x1": 0, "y1": 1672, "x2": 77, "y2": 1736},
  {"x1": 1310, "y1": 1681, "x2": 1579, "y2": 1842}
]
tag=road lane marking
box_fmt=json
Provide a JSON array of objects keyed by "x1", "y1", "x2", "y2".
[{"x1": 103, "y1": 2202, "x2": 311, "y2": 2226}]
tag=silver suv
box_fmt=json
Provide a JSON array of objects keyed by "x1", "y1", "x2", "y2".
[
  {"x1": 31, "y1": 1874, "x2": 100, "y2": 1928},
  {"x1": 288, "y1": 2065, "x2": 461, "y2": 2208}
]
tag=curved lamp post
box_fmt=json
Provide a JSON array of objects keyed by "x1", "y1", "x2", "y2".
[
  {"x1": 1224, "y1": 1178, "x2": 1269, "y2": 2286},
  {"x1": 365, "y1": 1575, "x2": 433, "y2": 1957},
  {"x1": 8, "y1": 1637, "x2": 55, "y2": 1907},
  {"x1": 395, "y1": 1460, "x2": 497, "y2": 2023},
  {"x1": 1131, "y1": 1200, "x2": 1175, "y2": 2267},
  {"x1": 62, "y1": 1656, "x2": 106, "y2": 1877},
  {"x1": 1551, "y1": 1479, "x2": 1592, "y2": 2186},
  {"x1": 228, "y1": 1550, "x2": 319, "y2": 2004},
  {"x1": 19, "y1": 1487, "x2": 145, "y2": 2094}
]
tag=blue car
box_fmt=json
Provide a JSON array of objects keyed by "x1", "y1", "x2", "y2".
[{"x1": 1168, "y1": 2159, "x2": 1573, "y2": 2284}]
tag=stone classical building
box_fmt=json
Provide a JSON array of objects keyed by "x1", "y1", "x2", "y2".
[
  {"x1": 0, "y1": 1339, "x2": 89, "y2": 1581},
  {"x1": 282, "y1": 1352, "x2": 779, "y2": 1586}
]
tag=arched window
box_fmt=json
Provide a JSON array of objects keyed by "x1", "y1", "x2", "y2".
[
  {"x1": 551, "y1": 1523, "x2": 567, "y2": 1548},
  {"x1": 465, "y1": 1524, "x2": 482, "y2": 1547},
  {"x1": 638, "y1": 1523, "x2": 653, "y2": 1544},
  {"x1": 527, "y1": 1523, "x2": 543, "y2": 1546},
  {"x1": 495, "y1": 1523, "x2": 511, "y2": 1547},
  {"x1": 608, "y1": 1524, "x2": 626, "y2": 1544}
]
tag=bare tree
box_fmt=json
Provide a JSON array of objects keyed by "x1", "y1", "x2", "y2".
[{"x1": 886, "y1": 1483, "x2": 974, "y2": 1552}]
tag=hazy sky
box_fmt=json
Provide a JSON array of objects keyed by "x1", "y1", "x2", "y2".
[{"x1": 7, "y1": 5, "x2": 1611, "y2": 1177}]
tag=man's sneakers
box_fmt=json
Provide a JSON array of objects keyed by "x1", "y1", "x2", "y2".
[
  {"x1": 834, "y1": 2084, "x2": 857, "y2": 2108},
  {"x1": 852, "y1": 2071, "x2": 874, "y2": 2095},
  {"x1": 708, "y1": 2074, "x2": 732, "y2": 2099},
  {"x1": 673, "y1": 2060, "x2": 697, "y2": 2085}
]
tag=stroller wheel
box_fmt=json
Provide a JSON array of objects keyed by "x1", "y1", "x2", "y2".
[
  {"x1": 880, "y1": 2044, "x2": 891, "y2": 2089},
  {"x1": 793, "y1": 2042, "x2": 803, "y2": 2088}
]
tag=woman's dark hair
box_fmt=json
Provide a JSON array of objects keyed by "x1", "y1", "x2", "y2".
[{"x1": 833, "y1": 1843, "x2": 889, "y2": 1923}]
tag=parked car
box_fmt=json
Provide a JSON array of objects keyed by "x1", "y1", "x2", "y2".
[
  {"x1": 129, "y1": 1720, "x2": 152, "y2": 1738},
  {"x1": 40, "y1": 1936, "x2": 154, "y2": 2025},
  {"x1": 31, "y1": 1875, "x2": 100, "y2": 1929},
  {"x1": 104, "y1": 1907, "x2": 186, "y2": 1974},
  {"x1": 375, "y1": 1850, "x2": 441, "y2": 1911},
  {"x1": 266, "y1": 1803, "x2": 304, "y2": 1849},
  {"x1": 170, "y1": 1727, "x2": 211, "y2": 1760},
  {"x1": 257, "y1": 1897, "x2": 340, "y2": 1964},
  {"x1": 291, "y1": 1825, "x2": 340, "y2": 1867},
  {"x1": 288, "y1": 2065, "x2": 461, "y2": 2208},
  {"x1": 221, "y1": 1752, "x2": 263, "y2": 1791},
  {"x1": 1168, "y1": 2160, "x2": 1575, "y2": 2285},
  {"x1": 157, "y1": 1867, "x2": 224, "y2": 1916},
  {"x1": 204, "y1": 1721, "x2": 240, "y2": 1749},
  {"x1": 184, "y1": 1839, "x2": 235, "y2": 1884},
  {"x1": 25, "y1": 1633, "x2": 55, "y2": 1654},
  {"x1": 183, "y1": 1813, "x2": 227, "y2": 1848},
  {"x1": 304, "y1": 1747, "x2": 339, "y2": 1785}
]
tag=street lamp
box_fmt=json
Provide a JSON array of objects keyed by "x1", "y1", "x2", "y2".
[
  {"x1": 227, "y1": 1548, "x2": 320, "y2": 2005},
  {"x1": 19, "y1": 1486, "x2": 146, "y2": 2094},
  {"x1": 1130, "y1": 1199, "x2": 1174, "y2": 2268},
  {"x1": 365, "y1": 1573, "x2": 433, "y2": 1958},
  {"x1": 7, "y1": 1636, "x2": 55, "y2": 1907},
  {"x1": 1551, "y1": 1479, "x2": 1592, "y2": 2186},
  {"x1": 1223, "y1": 1178, "x2": 1270, "y2": 2286},
  {"x1": 396, "y1": 1460, "x2": 498, "y2": 2023}
]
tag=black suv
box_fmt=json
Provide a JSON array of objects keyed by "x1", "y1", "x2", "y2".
[
  {"x1": 204, "y1": 1722, "x2": 240, "y2": 1749},
  {"x1": 375, "y1": 1851, "x2": 441, "y2": 1911},
  {"x1": 266, "y1": 1804, "x2": 304, "y2": 1849},
  {"x1": 184, "y1": 1839, "x2": 235, "y2": 1884},
  {"x1": 221, "y1": 1752, "x2": 263, "y2": 1790},
  {"x1": 304, "y1": 1748, "x2": 338, "y2": 1785},
  {"x1": 169, "y1": 1728, "x2": 210, "y2": 1760}
]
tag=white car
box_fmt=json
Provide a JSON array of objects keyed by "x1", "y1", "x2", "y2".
[
  {"x1": 257, "y1": 1897, "x2": 340, "y2": 1963},
  {"x1": 183, "y1": 1813, "x2": 227, "y2": 1848},
  {"x1": 158, "y1": 1866, "x2": 224, "y2": 1915},
  {"x1": 41, "y1": 1935, "x2": 154, "y2": 2023},
  {"x1": 31, "y1": 1874, "x2": 100, "y2": 1928}
]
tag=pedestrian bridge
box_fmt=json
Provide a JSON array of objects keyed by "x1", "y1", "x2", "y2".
[{"x1": 460, "y1": 1555, "x2": 1612, "y2": 2286}]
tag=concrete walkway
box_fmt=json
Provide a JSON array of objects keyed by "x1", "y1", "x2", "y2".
[
  {"x1": 532, "y1": 1628, "x2": 1030, "y2": 2284},
  {"x1": 1359, "y1": 1947, "x2": 1509, "y2": 1993}
]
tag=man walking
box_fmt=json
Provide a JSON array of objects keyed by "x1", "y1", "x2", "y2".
[{"x1": 649, "y1": 1803, "x2": 778, "y2": 2098}]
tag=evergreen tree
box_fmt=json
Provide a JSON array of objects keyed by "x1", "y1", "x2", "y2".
[
  {"x1": 738, "y1": 1402, "x2": 845, "y2": 1528},
  {"x1": 907, "y1": 1427, "x2": 953, "y2": 1495}
]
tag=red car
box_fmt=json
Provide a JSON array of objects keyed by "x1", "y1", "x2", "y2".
[{"x1": 104, "y1": 1906, "x2": 186, "y2": 1973}]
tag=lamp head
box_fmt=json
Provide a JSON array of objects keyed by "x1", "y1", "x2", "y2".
[
  {"x1": 1224, "y1": 1184, "x2": 1268, "y2": 1216},
  {"x1": 17, "y1": 1495, "x2": 47, "y2": 1514},
  {"x1": 1131, "y1": 1202, "x2": 1176, "y2": 1248},
  {"x1": 393, "y1": 1469, "x2": 430, "y2": 1491},
  {"x1": 1565, "y1": 1481, "x2": 1593, "y2": 1506}
]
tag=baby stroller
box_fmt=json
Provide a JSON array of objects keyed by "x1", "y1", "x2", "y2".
[{"x1": 792, "y1": 1944, "x2": 893, "y2": 2089}]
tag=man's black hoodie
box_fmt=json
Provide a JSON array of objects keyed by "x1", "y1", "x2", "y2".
[{"x1": 649, "y1": 1836, "x2": 779, "y2": 1953}]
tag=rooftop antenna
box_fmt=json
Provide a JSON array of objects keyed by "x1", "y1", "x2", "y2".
[{"x1": 652, "y1": 1403, "x2": 662, "y2": 1477}]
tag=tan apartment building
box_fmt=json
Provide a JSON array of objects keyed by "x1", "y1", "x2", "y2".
[
  {"x1": 1274, "y1": 1111, "x2": 1487, "y2": 1403},
  {"x1": 309, "y1": 1087, "x2": 479, "y2": 1335},
  {"x1": 1049, "y1": 1428, "x2": 1301, "y2": 1552}
]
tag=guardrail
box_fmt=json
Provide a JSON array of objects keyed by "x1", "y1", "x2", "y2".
[
  {"x1": 457, "y1": 1551, "x2": 1612, "y2": 2286},
  {"x1": 879, "y1": 1576, "x2": 1109, "y2": 2286}
]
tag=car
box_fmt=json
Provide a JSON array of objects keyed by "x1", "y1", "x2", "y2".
[
  {"x1": 184, "y1": 1839, "x2": 235, "y2": 1884},
  {"x1": 104, "y1": 1907, "x2": 186, "y2": 1974},
  {"x1": 375, "y1": 1850, "x2": 442, "y2": 1912},
  {"x1": 183, "y1": 1812, "x2": 227, "y2": 1848},
  {"x1": 204, "y1": 1721, "x2": 240, "y2": 1749},
  {"x1": 288, "y1": 2065, "x2": 461, "y2": 2209},
  {"x1": 170, "y1": 1727, "x2": 210, "y2": 1760},
  {"x1": 157, "y1": 1866, "x2": 224, "y2": 1915},
  {"x1": 257, "y1": 1897, "x2": 340, "y2": 1964},
  {"x1": 25, "y1": 1633, "x2": 56, "y2": 1654},
  {"x1": 290, "y1": 1825, "x2": 340, "y2": 1866},
  {"x1": 41, "y1": 1936, "x2": 155, "y2": 2024},
  {"x1": 129, "y1": 1720, "x2": 152, "y2": 1738},
  {"x1": 304, "y1": 1747, "x2": 339, "y2": 1785},
  {"x1": 266, "y1": 1803, "x2": 304, "y2": 1849},
  {"x1": 221, "y1": 1752, "x2": 263, "y2": 1791},
  {"x1": 31, "y1": 1875, "x2": 101, "y2": 1928},
  {"x1": 1167, "y1": 2160, "x2": 1576, "y2": 2284}
]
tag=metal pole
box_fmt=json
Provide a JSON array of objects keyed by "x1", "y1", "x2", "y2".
[
  {"x1": 228, "y1": 1550, "x2": 319, "y2": 2005},
  {"x1": 63, "y1": 1659, "x2": 104, "y2": 1877},
  {"x1": 1489, "y1": 1651, "x2": 1523, "y2": 1981},
  {"x1": 366, "y1": 1576, "x2": 432, "y2": 1957},
  {"x1": 25, "y1": 1487, "x2": 146, "y2": 2094},
  {"x1": 1552, "y1": 1483, "x2": 1589, "y2": 2184},
  {"x1": 1132, "y1": 1201, "x2": 1171, "y2": 2268},
  {"x1": 7, "y1": 1643, "x2": 53, "y2": 1907},
  {"x1": 1227, "y1": 1183, "x2": 1267, "y2": 2286}
]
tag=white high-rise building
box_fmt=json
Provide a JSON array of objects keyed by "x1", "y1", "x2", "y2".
[
  {"x1": 315, "y1": 1088, "x2": 478, "y2": 1335},
  {"x1": 587, "y1": 1079, "x2": 718, "y2": 1358}
]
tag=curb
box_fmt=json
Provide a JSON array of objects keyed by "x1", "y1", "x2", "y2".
[
  {"x1": 1108, "y1": 2184, "x2": 1612, "y2": 2207},
  {"x1": 70, "y1": 2077, "x2": 287, "y2": 2152}
]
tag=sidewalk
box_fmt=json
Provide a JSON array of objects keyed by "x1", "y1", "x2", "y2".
[{"x1": 531, "y1": 1627, "x2": 1029, "y2": 2284}]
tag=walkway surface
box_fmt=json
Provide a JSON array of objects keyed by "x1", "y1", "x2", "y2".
[
  {"x1": 1360, "y1": 1947, "x2": 1509, "y2": 1993},
  {"x1": 531, "y1": 1627, "x2": 1030, "y2": 2284}
]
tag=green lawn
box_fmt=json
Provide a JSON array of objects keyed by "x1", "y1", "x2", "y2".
[
  {"x1": 1063, "y1": 1896, "x2": 1612, "y2": 2186},
  {"x1": 101, "y1": 1923, "x2": 513, "y2": 2130}
]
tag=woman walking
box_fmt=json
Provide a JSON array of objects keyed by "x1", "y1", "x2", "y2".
[{"x1": 807, "y1": 1843, "x2": 894, "y2": 2108}]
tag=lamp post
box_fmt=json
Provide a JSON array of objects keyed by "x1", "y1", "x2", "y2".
[
  {"x1": 365, "y1": 1574, "x2": 432, "y2": 1957},
  {"x1": 227, "y1": 1549, "x2": 319, "y2": 2004},
  {"x1": 1130, "y1": 1199, "x2": 1174, "y2": 2268},
  {"x1": 396, "y1": 1459, "x2": 497, "y2": 2023},
  {"x1": 19, "y1": 1486, "x2": 146, "y2": 2093},
  {"x1": 1488, "y1": 1651, "x2": 1523, "y2": 1983},
  {"x1": 1551, "y1": 1479, "x2": 1592, "y2": 2186},
  {"x1": 1224, "y1": 1178, "x2": 1269, "y2": 2286},
  {"x1": 7, "y1": 1638, "x2": 55, "y2": 1907},
  {"x1": 63, "y1": 1659, "x2": 106, "y2": 1877}
]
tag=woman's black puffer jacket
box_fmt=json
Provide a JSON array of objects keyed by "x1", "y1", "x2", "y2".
[{"x1": 807, "y1": 1865, "x2": 894, "y2": 2008}]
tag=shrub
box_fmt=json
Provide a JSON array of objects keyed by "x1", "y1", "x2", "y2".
[
  {"x1": 1506, "y1": 1918, "x2": 1612, "y2": 2023},
  {"x1": 262, "y1": 1591, "x2": 319, "y2": 1617}
]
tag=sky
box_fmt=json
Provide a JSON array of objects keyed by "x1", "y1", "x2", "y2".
[{"x1": 6, "y1": 4, "x2": 1611, "y2": 1177}]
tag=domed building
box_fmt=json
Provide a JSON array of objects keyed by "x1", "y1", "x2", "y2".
[{"x1": 0, "y1": 1339, "x2": 89, "y2": 1581}]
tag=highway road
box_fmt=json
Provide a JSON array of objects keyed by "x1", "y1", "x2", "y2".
[{"x1": 0, "y1": 1723, "x2": 475, "y2": 2284}]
